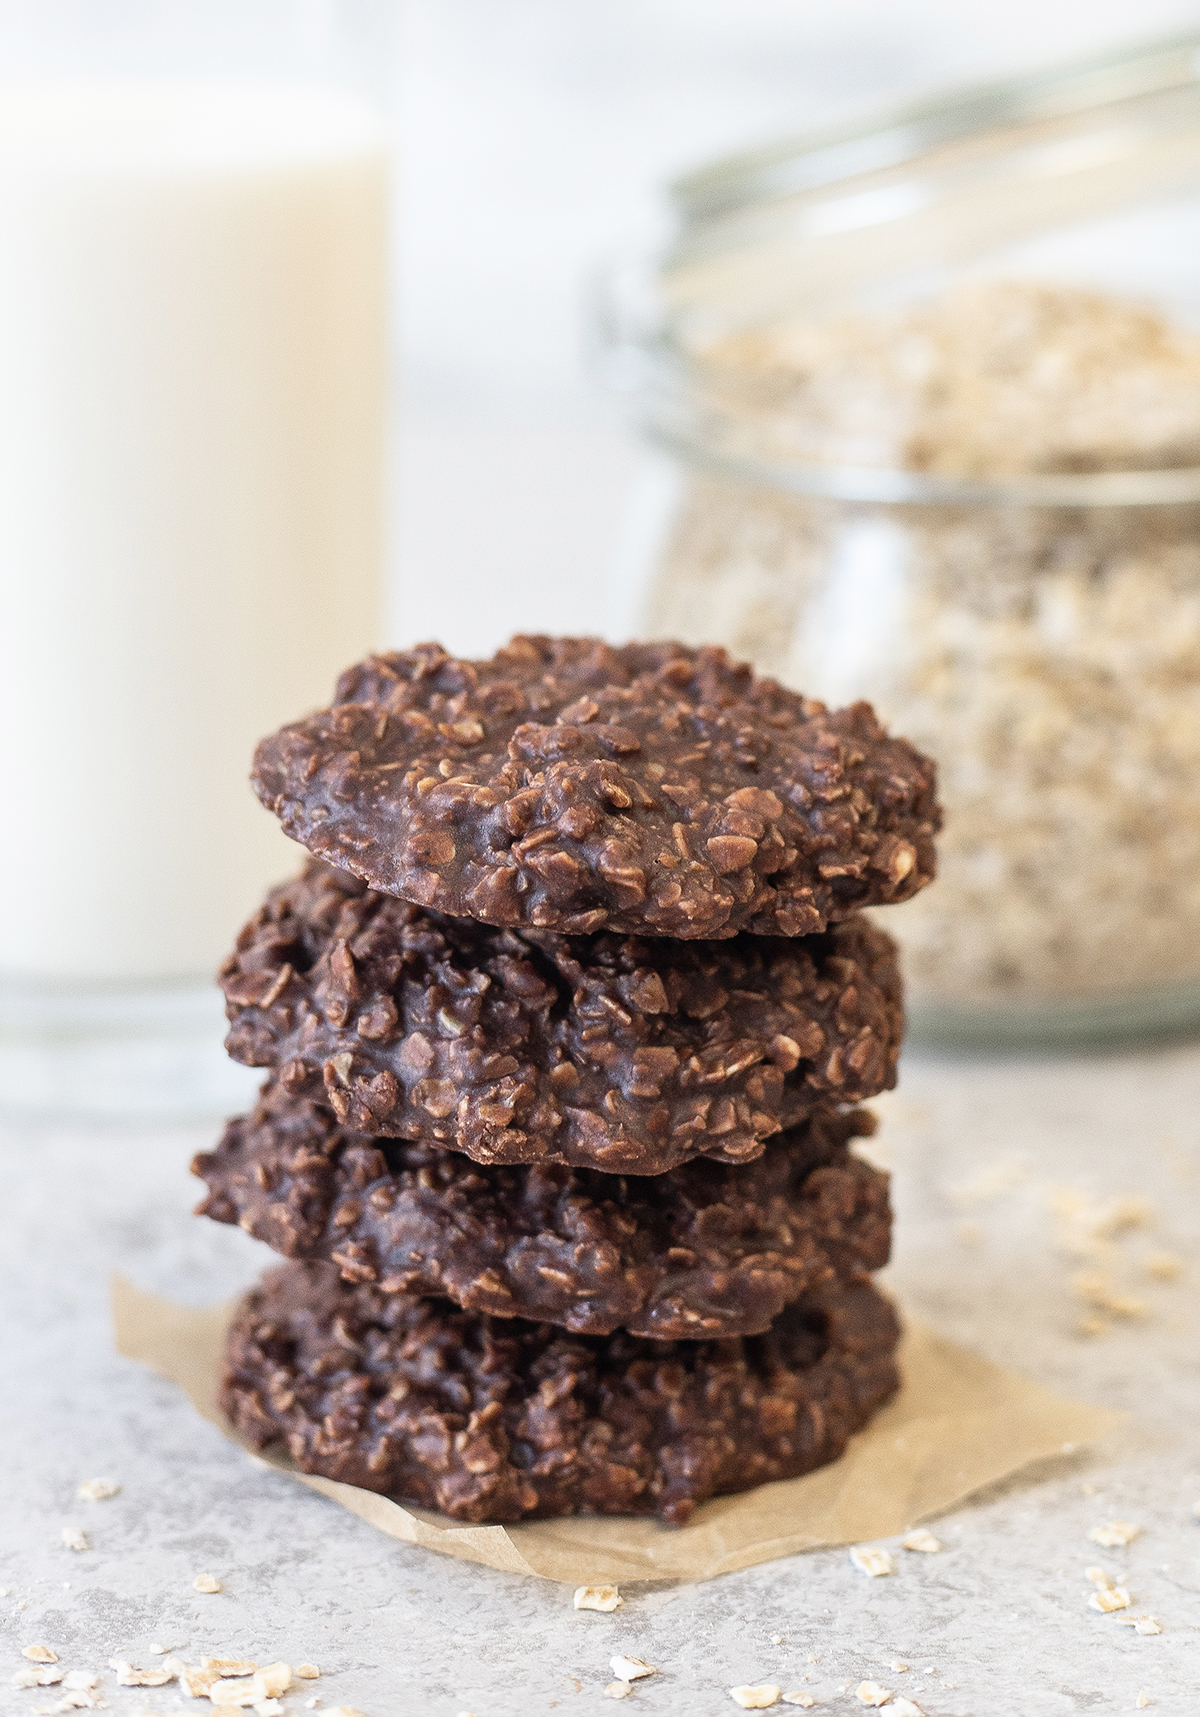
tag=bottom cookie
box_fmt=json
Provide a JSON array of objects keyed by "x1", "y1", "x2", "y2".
[{"x1": 221, "y1": 1261, "x2": 900, "y2": 1526}]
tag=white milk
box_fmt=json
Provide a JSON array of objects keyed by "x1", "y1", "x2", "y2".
[{"x1": 0, "y1": 81, "x2": 388, "y2": 981}]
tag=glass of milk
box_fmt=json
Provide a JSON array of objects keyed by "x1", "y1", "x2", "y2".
[{"x1": 0, "y1": 3, "x2": 393, "y2": 1116}]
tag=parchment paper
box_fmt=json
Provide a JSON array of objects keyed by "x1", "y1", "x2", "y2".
[{"x1": 112, "y1": 1274, "x2": 1122, "y2": 1586}]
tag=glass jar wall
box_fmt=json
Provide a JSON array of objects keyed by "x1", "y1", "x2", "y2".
[
  {"x1": 612, "y1": 33, "x2": 1200, "y2": 1046},
  {"x1": 643, "y1": 474, "x2": 1200, "y2": 1044}
]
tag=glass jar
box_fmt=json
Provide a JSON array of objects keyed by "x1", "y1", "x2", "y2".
[
  {"x1": 606, "y1": 32, "x2": 1200, "y2": 1047},
  {"x1": 0, "y1": 2, "x2": 395, "y2": 1117}
]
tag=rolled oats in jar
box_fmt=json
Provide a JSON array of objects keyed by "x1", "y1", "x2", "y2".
[{"x1": 614, "y1": 36, "x2": 1200, "y2": 1042}]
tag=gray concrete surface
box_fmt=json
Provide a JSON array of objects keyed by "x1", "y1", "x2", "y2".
[{"x1": 4, "y1": 1042, "x2": 1200, "y2": 1716}]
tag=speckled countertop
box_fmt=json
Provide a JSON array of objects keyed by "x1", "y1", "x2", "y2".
[{"x1": 4, "y1": 1040, "x2": 1200, "y2": 1717}]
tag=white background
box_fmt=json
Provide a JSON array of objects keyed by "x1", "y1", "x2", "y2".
[{"x1": 392, "y1": 0, "x2": 1200, "y2": 654}]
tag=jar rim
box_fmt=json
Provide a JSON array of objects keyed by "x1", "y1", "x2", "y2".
[
  {"x1": 599, "y1": 33, "x2": 1200, "y2": 502},
  {"x1": 658, "y1": 31, "x2": 1200, "y2": 339},
  {"x1": 672, "y1": 32, "x2": 1200, "y2": 228},
  {"x1": 647, "y1": 417, "x2": 1200, "y2": 508}
]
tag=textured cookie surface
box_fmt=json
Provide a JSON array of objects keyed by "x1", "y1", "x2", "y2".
[
  {"x1": 221, "y1": 862, "x2": 903, "y2": 1173},
  {"x1": 221, "y1": 1261, "x2": 901, "y2": 1525},
  {"x1": 251, "y1": 637, "x2": 939, "y2": 940},
  {"x1": 195, "y1": 1085, "x2": 890, "y2": 1339}
]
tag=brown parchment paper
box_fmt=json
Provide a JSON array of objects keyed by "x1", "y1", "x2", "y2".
[{"x1": 112, "y1": 1273, "x2": 1122, "y2": 1586}]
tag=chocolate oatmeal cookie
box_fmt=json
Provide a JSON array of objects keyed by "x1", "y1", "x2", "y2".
[
  {"x1": 221, "y1": 1260, "x2": 901, "y2": 1525},
  {"x1": 251, "y1": 638, "x2": 939, "y2": 940},
  {"x1": 220, "y1": 862, "x2": 903, "y2": 1173},
  {"x1": 194, "y1": 1085, "x2": 890, "y2": 1339}
]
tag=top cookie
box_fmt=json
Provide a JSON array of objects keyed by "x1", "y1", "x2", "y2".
[{"x1": 252, "y1": 637, "x2": 939, "y2": 939}]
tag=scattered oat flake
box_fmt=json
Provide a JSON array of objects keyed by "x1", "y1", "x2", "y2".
[
  {"x1": 110, "y1": 1659, "x2": 174, "y2": 1686},
  {"x1": 13, "y1": 1666, "x2": 64, "y2": 1688},
  {"x1": 730, "y1": 1688, "x2": 781, "y2": 1710},
  {"x1": 1090, "y1": 1586, "x2": 1132, "y2": 1612},
  {"x1": 856, "y1": 1684, "x2": 892, "y2": 1708},
  {"x1": 1090, "y1": 1521, "x2": 1142, "y2": 1547},
  {"x1": 203, "y1": 1661, "x2": 257, "y2": 1676},
  {"x1": 23, "y1": 1646, "x2": 60, "y2": 1664},
  {"x1": 1077, "y1": 1315, "x2": 1109, "y2": 1338},
  {"x1": 147, "y1": 1643, "x2": 170, "y2": 1655},
  {"x1": 1073, "y1": 1272, "x2": 1147, "y2": 1318},
  {"x1": 891, "y1": 1701, "x2": 924, "y2": 1717},
  {"x1": 177, "y1": 1664, "x2": 221, "y2": 1697},
  {"x1": 254, "y1": 1664, "x2": 292, "y2": 1697},
  {"x1": 209, "y1": 1680, "x2": 261, "y2": 1708},
  {"x1": 782, "y1": 1697, "x2": 815, "y2": 1710},
  {"x1": 296, "y1": 1665, "x2": 320, "y2": 1680},
  {"x1": 255, "y1": 1702, "x2": 285, "y2": 1716},
  {"x1": 1086, "y1": 1566, "x2": 1112, "y2": 1586},
  {"x1": 1119, "y1": 1614, "x2": 1164, "y2": 1635},
  {"x1": 193, "y1": 1573, "x2": 223, "y2": 1593},
  {"x1": 574, "y1": 1584, "x2": 621, "y2": 1611},
  {"x1": 611, "y1": 1657, "x2": 655, "y2": 1682},
  {"x1": 604, "y1": 1684, "x2": 632, "y2": 1701},
  {"x1": 60, "y1": 1528, "x2": 88, "y2": 1552},
  {"x1": 63, "y1": 1675, "x2": 98, "y2": 1691},
  {"x1": 77, "y1": 1477, "x2": 120, "y2": 1501},
  {"x1": 1094, "y1": 1196, "x2": 1155, "y2": 1239},
  {"x1": 850, "y1": 1545, "x2": 894, "y2": 1577},
  {"x1": 1137, "y1": 1692, "x2": 1153, "y2": 1707},
  {"x1": 891, "y1": 1663, "x2": 910, "y2": 1672},
  {"x1": 901, "y1": 1529, "x2": 941, "y2": 1553},
  {"x1": 1144, "y1": 1251, "x2": 1182, "y2": 1281}
]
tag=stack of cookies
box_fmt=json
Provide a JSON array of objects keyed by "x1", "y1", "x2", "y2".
[{"x1": 195, "y1": 638, "x2": 939, "y2": 1527}]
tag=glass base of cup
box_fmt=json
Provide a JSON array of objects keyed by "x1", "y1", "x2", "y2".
[
  {"x1": 906, "y1": 975, "x2": 1200, "y2": 1053},
  {"x1": 0, "y1": 974, "x2": 263, "y2": 1120}
]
